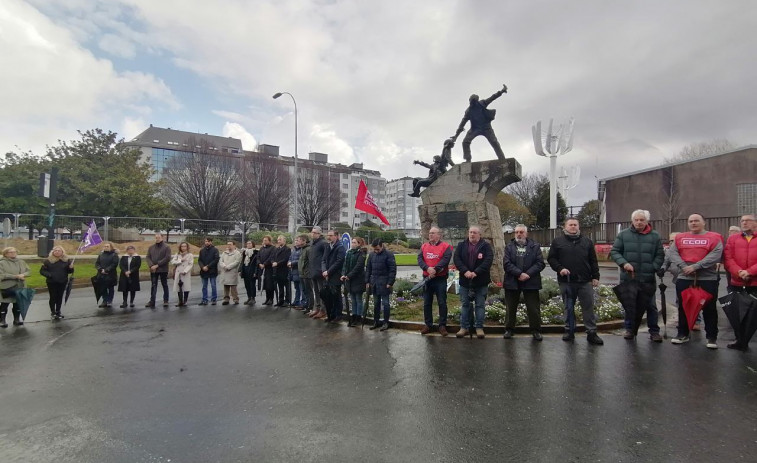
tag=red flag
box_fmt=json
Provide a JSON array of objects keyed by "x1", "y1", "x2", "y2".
[{"x1": 355, "y1": 179, "x2": 390, "y2": 226}]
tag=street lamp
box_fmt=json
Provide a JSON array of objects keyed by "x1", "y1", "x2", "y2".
[{"x1": 273, "y1": 91, "x2": 298, "y2": 233}]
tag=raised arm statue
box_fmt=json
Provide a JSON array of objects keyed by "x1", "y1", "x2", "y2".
[{"x1": 451, "y1": 84, "x2": 508, "y2": 162}]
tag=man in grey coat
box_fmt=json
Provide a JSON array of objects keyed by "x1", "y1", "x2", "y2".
[
  {"x1": 307, "y1": 226, "x2": 329, "y2": 319},
  {"x1": 146, "y1": 233, "x2": 172, "y2": 308}
]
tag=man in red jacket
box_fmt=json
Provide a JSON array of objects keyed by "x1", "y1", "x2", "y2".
[
  {"x1": 418, "y1": 226, "x2": 453, "y2": 336},
  {"x1": 724, "y1": 214, "x2": 757, "y2": 350}
]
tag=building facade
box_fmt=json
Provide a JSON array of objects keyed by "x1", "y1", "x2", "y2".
[
  {"x1": 125, "y1": 125, "x2": 388, "y2": 230},
  {"x1": 598, "y1": 145, "x2": 757, "y2": 224},
  {"x1": 385, "y1": 177, "x2": 422, "y2": 238}
]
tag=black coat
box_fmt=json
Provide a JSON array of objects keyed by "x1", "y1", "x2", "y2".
[
  {"x1": 547, "y1": 233, "x2": 600, "y2": 283},
  {"x1": 309, "y1": 237, "x2": 328, "y2": 279},
  {"x1": 40, "y1": 258, "x2": 74, "y2": 285},
  {"x1": 118, "y1": 255, "x2": 142, "y2": 292},
  {"x1": 503, "y1": 238, "x2": 544, "y2": 291},
  {"x1": 239, "y1": 249, "x2": 259, "y2": 279},
  {"x1": 95, "y1": 250, "x2": 119, "y2": 287},
  {"x1": 342, "y1": 248, "x2": 366, "y2": 293},
  {"x1": 322, "y1": 241, "x2": 346, "y2": 285},
  {"x1": 198, "y1": 245, "x2": 220, "y2": 277},
  {"x1": 453, "y1": 239, "x2": 494, "y2": 288},
  {"x1": 272, "y1": 245, "x2": 291, "y2": 279},
  {"x1": 365, "y1": 248, "x2": 397, "y2": 296}
]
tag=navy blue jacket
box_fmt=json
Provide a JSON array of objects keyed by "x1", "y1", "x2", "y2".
[
  {"x1": 322, "y1": 240, "x2": 346, "y2": 285},
  {"x1": 453, "y1": 239, "x2": 494, "y2": 288},
  {"x1": 365, "y1": 248, "x2": 397, "y2": 296},
  {"x1": 503, "y1": 238, "x2": 545, "y2": 291}
]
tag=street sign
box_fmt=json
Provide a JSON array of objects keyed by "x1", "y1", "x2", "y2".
[{"x1": 341, "y1": 232, "x2": 351, "y2": 250}]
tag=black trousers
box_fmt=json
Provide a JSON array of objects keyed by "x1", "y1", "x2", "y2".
[
  {"x1": 242, "y1": 275, "x2": 257, "y2": 299},
  {"x1": 150, "y1": 272, "x2": 169, "y2": 303},
  {"x1": 263, "y1": 268, "x2": 275, "y2": 301},
  {"x1": 47, "y1": 281, "x2": 67, "y2": 315},
  {"x1": 462, "y1": 127, "x2": 505, "y2": 160},
  {"x1": 504, "y1": 289, "x2": 541, "y2": 331},
  {"x1": 275, "y1": 276, "x2": 289, "y2": 304}
]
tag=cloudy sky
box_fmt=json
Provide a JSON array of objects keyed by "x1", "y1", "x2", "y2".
[{"x1": 2, "y1": 0, "x2": 755, "y2": 207}]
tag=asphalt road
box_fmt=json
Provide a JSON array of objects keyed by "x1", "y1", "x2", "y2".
[{"x1": 1, "y1": 280, "x2": 756, "y2": 462}]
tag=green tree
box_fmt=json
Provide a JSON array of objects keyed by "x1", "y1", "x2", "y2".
[
  {"x1": 529, "y1": 182, "x2": 568, "y2": 229},
  {"x1": 576, "y1": 199, "x2": 602, "y2": 228},
  {"x1": 1, "y1": 129, "x2": 169, "y2": 228},
  {"x1": 494, "y1": 192, "x2": 535, "y2": 228}
]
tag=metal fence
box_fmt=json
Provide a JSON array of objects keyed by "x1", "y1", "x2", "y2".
[
  {"x1": 517, "y1": 216, "x2": 742, "y2": 246},
  {"x1": 0, "y1": 213, "x2": 289, "y2": 243}
]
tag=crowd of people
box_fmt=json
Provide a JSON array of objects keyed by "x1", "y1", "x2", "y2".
[{"x1": 0, "y1": 213, "x2": 754, "y2": 351}]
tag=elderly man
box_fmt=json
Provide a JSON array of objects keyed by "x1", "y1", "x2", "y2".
[
  {"x1": 453, "y1": 226, "x2": 494, "y2": 339},
  {"x1": 610, "y1": 210, "x2": 665, "y2": 342},
  {"x1": 547, "y1": 217, "x2": 603, "y2": 345},
  {"x1": 724, "y1": 214, "x2": 757, "y2": 350},
  {"x1": 307, "y1": 226, "x2": 329, "y2": 319},
  {"x1": 145, "y1": 233, "x2": 172, "y2": 308},
  {"x1": 667, "y1": 214, "x2": 723, "y2": 348},
  {"x1": 322, "y1": 229, "x2": 346, "y2": 322},
  {"x1": 418, "y1": 226, "x2": 453, "y2": 336},
  {"x1": 503, "y1": 224, "x2": 545, "y2": 341}
]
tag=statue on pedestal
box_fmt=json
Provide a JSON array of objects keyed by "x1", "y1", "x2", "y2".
[
  {"x1": 409, "y1": 139, "x2": 455, "y2": 197},
  {"x1": 451, "y1": 84, "x2": 508, "y2": 162}
]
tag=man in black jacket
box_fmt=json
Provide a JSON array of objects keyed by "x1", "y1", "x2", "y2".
[
  {"x1": 453, "y1": 226, "x2": 494, "y2": 339},
  {"x1": 503, "y1": 225, "x2": 545, "y2": 341},
  {"x1": 547, "y1": 218, "x2": 603, "y2": 345},
  {"x1": 198, "y1": 237, "x2": 219, "y2": 305},
  {"x1": 322, "y1": 229, "x2": 346, "y2": 322},
  {"x1": 366, "y1": 238, "x2": 397, "y2": 331},
  {"x1": 307, "y1": 226, "x2": 329, "y2": 319}
]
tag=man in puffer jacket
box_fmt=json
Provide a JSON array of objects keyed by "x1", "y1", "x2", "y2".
[
  {"x1": 723, "y1": 214, "x2": 757, "y2": 350},
  {"x1": 610, "y1": 209, "x2": 665, "y2": 342}
]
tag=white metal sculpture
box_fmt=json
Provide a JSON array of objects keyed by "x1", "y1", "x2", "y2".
[
  {"x1": 558, "y1": 165, "x2": 580, "y2": 207},
  {"x1": 532, "y1": 117, "x2": 575, "y2": 228}
]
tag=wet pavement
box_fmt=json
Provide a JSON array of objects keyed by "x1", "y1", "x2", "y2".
[{"x1": 1, "y1": 281, "x2": 756, "y2": 462}]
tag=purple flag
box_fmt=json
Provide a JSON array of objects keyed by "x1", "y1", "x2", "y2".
[{"x1": 79, "y1": 221, "x2": 103, "y2": 251}]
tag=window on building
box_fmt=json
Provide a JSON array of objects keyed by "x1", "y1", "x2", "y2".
[
  {"x1": 737, "y1": 183, "x2": 757, "y2": 215},
  {"x1": 343, "y1": 183, "x2": 349, "y2": 189}
]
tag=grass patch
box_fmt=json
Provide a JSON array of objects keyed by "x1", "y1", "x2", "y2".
[
  {"x1": 394, "y1": 253, "x2": 417, "y2": 266},
  {"x1": 24, "y1": 262, "x2": 99, "y2": 289}
]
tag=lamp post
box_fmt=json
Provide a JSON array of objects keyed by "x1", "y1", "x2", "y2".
[{"x1": 273, "y1": 91, "x2": 298, "y2": 233}]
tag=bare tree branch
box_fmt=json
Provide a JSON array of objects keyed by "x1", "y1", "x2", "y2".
[{"x1": 297, "y1": 167, "x2": 341, "y2": 228}]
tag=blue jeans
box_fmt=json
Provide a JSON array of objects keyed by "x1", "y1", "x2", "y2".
[
  {"x1": 292, "y1": 278, "x2": 303, "y2": 306},
  {"x1": 105, "y1": 286, "x2": 114, "y2": 304},
  {"x1": 623, "y1": 292, "x2": 660, "y2": 334},
  {"x1": 460, "y1": 285, "x2": 487, "y2": 329},
  {"x1": 350, "y1": 292, "x2": 364, "y2": 316},
  {"x1": 423, "y1": 276, "x2": 448, "y2": 327},
  {"x1": 373, "y1": 292, "x2": 391, "y2": 324},
  {"x1": 201, "y1": 276, "x2": 217, "y2": 303}
]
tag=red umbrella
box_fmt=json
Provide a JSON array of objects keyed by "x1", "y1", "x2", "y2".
[{"x1": 680, "y1": 282, "x2": 714, "y2": 331}]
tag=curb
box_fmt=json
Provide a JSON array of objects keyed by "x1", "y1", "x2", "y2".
[{"x1": 386, "y1": 319, "x2": 626, "y2": 334}]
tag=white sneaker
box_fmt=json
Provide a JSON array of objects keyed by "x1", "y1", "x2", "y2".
[
  {"x1": 671, "y1": 335, "x2": 690, "y2": 344},
  {"x1": 706, "y1": 339, "x2": 718, "y2": 349}
]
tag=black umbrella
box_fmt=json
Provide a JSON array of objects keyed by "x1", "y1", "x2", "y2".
[
  {"x1": 342, "y1": 284, "x2": 351, "y2": 317},
  {"x1": 64, "y1": 275, "x2": 75, "y2": 304},
  {"x1": 613, "y1": 278, "x2": 656, "y2": 336},
  {"x1": 658, "y1": 277, "x2": 668, "y2": 338},
  {"x1": 90, "y1": 275, "x2": 103, "y2": 302},
  {"x1": 719, "y1": 290, "x2": 757, "y2": 349},
  {"x1": 410, "y1": 277, "x2": 429, "y2": 296},
  {"x1": 362, "y1": 284, "x2": 372, "y2": 330}
]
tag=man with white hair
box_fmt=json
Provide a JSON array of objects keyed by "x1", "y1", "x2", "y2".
[
  {"x1": 503, "y1": 224, "x2": 545, "y2": 340},
  {"x1": 610, "y1": 210, "x2": 665, "y2": 342}
]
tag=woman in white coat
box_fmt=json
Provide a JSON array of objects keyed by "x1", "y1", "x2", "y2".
[
  {"x1": 218, "y1": 241, "x2": 242, "y2": 305},
  {"x1": 171, "y1": 242, "x2": 194, "y2": 307}
]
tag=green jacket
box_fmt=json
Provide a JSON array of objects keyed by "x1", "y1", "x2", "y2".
[
  {"x1": 298, "y1": 243, "x2": 310, "y2": 278},
  {"x1": 610, "y1": 225, "x2": 664, "y2": 283}
]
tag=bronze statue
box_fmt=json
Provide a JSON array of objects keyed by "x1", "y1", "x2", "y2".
[
  {"x1": 451, "y1": 84, "x2": 508, "y2": 162},
  {"x1": 409, "y1": 139, "x2": 455, "y2": 197}
]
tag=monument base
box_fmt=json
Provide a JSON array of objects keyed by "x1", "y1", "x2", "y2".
[{"x1": 417, "y1": 158, "x2": 521, "y2": 284}]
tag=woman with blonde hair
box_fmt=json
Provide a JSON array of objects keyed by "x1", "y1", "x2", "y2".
[
  {"x1": 40, "y1": 246, "x2": 74, "y2": 319},
  {"x1": 171, "y1": 241, "x2": 194, "y2": 307},
  {"x1": 0, "y1": 247, "x2": 31, "y2": 327}
]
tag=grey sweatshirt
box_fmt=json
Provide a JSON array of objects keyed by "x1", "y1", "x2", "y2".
[{"x1": 667, "y1": 230, "x2": 723, "y2": 281}]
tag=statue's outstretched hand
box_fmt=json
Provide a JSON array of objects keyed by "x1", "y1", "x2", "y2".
[{"x1": 502, "y1": 84, "x2": 508, "y2": 93}]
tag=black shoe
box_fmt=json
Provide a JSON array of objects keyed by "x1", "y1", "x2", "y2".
[
  {"x1": 503, "y1": 329, "x2": 513, "y2": 339},
  {"x1": 146, "y1": 302, "x2": 155, "y2": 308},
  {"x1": 129, "y1": 304, "x2": 134, "y2": 309},
  {"x1": 369, "y1": 322, "x2": 380, "y2": 330},
  {"x1": 163, "y1": 301, "x2": 169, "y2": 307},
  {"x1": 587, "y1": 331, "x2": 604, "y2": 345},
  {"x1": 120, "y1": 303, "x2": 127, "y2": 308},
  {"x1": 347, "y1": 315, "x2": 355, "y2": 327},
  {"x1": 532, "y1": 331, "x2": 543, "y2": 341},
  {"x1": 222, "y1": 301, "x2": 230, "y2": 306},
  {"x1": 727, "y1": 341, "x2": 747, "y2": 351},
  {"x1": 56, "y1": 313, "x2": 64, "y2": 319},
  {"x1": 562, "y1": 331, "x2": 575, "y2": 342},
  {"x1": 244, "y1": 299, "x2": 251, "y2": 304},
  {"x1": 379, "y1": 323, "x2": 390, "y2": 331},
  {"x1": 199, "y1": 301, "x2": 208, "y2": 306}
]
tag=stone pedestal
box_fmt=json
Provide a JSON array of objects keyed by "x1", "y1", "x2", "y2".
[{"x1": 418, "y1": 158, "x2": 521, "y2": 283}]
